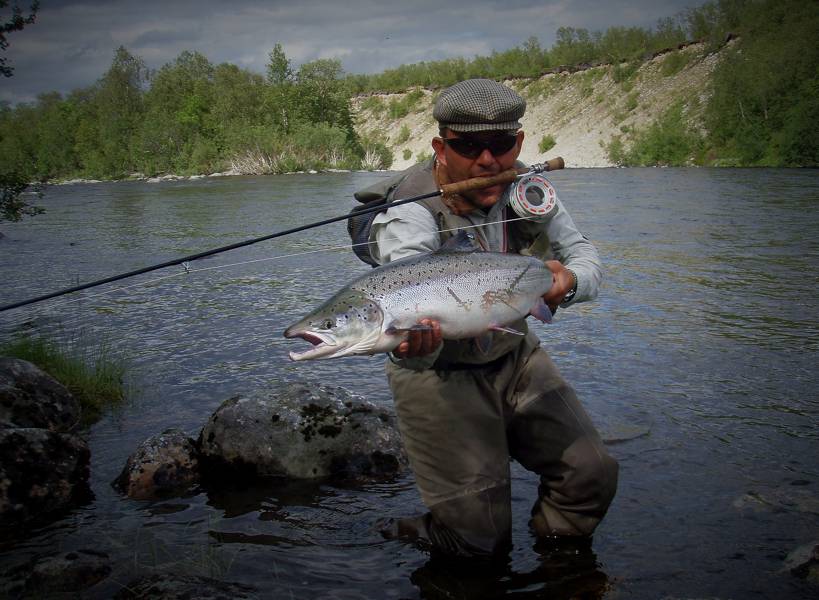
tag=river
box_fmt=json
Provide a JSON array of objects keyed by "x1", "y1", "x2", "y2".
[{"x1": 1, "y1": 168, "x2": 817, "y2": 598}]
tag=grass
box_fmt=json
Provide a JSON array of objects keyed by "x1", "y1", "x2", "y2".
[
  {"x1": 538, "y1": 134, "x2": 556, "y2": 154},
  {"x1": 0, "y1": 335, "x2": 127, "y2": 423}
]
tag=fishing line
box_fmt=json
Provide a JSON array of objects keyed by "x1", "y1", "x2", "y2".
[
  {"x1": 1, "y1": 214, "x2": 533, "y2": 333},
  {"x1": 1, "y1": 157, "x2": 564, "y2": 315}
]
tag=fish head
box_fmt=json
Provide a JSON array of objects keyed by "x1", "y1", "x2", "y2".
[{"x1": 283, "y1": 290, "x2": 386, "y2": 361}]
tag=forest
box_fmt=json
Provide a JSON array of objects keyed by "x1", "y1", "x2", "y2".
[{"x1": 0, "y1": 0, "x2": 816, "y2": 210}]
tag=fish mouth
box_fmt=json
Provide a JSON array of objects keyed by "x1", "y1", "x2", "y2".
[{"x1": 283, "y1": 329, "x2": 341, "y2": 361}]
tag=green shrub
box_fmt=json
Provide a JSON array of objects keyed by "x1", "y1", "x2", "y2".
[
  {"x1": 387, "y1": 89, "x2": 425, "y2": 120},
  {"x1": 0, "y1": 335, "x2": 127, "y2": 423},
  {"x1": 396, "y1": 124, "x2": 410, "y2": 145},
  {"x1": 605, "y1": 136, "x2": 626, "y2": 164},
  {"x1": 612, "y1": 61, "x2": 638, "y2": 84},
  {"x1": 416, "y1": 150, "x2": 432, "y2": 163},
  {"x1": 359, "y1": 133, "x2": 393, "y2": 169},
  {"x1": 625, "y1": 91, "x2": 639, "y2": 112},
  {"x1": 361, "y1": 95, "x2": 386, "y2": 115},
  {"x1": 615, "y1": 102, "x2": 705, "y2": 166},
  {"x1": 403, "y1": 148, "x2": 412, "y2": 160},
  {"x1": 538, "y1": 134, "x2": 557, "y2": 154},
  {"x1": 661, "y1": 50, "x2": 691, "y2": 77}
]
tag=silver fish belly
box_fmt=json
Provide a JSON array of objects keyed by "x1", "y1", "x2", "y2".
[{"x1": 283, "y1": 250, "x2": 552, "y2": 361}]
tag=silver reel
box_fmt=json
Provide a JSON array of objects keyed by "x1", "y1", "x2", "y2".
[{"x1": 508, "y1": 173, "x2": 559, "y2": 222}]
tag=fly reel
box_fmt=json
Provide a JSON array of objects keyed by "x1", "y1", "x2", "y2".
[{"x1": 508, "y1": 174, "x2": 559, "y2": 222}]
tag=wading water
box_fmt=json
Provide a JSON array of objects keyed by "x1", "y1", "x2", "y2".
[{"x1": 0, "y1": 168, "x2": 817, "y2": 598}]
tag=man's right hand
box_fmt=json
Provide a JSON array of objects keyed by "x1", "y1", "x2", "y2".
[{"x1": 393, "y1": 319, "x2": 442, "y2": 358}]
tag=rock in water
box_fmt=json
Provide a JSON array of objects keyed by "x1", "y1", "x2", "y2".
[
  {"x1": 0, "y1": 357, "x2": 81, "y2": 431},
  {"x1": 198, "y1": 381, "x2": 406, "y2": 480},
  {"x1": 0, "y1": 428, "x2": 90, "y2": 529},
  {"x1": 112, "y1": 428, "x2": 200, "y2": 499}
]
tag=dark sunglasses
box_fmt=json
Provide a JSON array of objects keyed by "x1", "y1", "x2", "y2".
[{"x1": 442, "y1": 135, "x2": 518, "y2": 159}]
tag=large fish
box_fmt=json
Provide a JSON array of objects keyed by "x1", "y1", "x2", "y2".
[{"x1": 283, "y1": 232, "x2": 553, "y2": 361}]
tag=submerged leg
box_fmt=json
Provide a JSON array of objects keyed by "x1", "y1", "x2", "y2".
[
  {"x1": 384, "y1": 362, "x2": 514, "y2": 558},
  {"x1": 507, "y1": 347, "x2": 619, "y2": 538}
]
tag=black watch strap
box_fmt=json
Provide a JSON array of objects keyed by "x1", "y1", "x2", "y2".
[{"x1": 561, "y1": 269, "x2": 578, "y2": 305}]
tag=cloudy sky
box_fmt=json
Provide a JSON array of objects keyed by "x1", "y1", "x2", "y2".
[{"x1": 1, "y1": 0, "x2": 698, "y2": 105}]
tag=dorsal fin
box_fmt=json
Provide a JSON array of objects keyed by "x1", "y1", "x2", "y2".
[{"x1": 438, "y1": 229, "x2": 479, "y2": 253}]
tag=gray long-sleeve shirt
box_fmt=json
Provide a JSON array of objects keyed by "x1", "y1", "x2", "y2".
[
  {"x1": 368, "y1": 177, "x2": 602, "y2": 370},
  {"x1": 370, "y1": 185, "x2": 603, "y2": 306}
]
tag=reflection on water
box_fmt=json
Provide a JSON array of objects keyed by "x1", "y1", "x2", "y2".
[{"x1": 1, "y1": 169, "x2": 817, "y2": 598}]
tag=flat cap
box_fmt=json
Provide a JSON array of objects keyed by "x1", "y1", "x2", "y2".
[{"x1": 433, "y1": 79, "x2": 526, "y2": 132}]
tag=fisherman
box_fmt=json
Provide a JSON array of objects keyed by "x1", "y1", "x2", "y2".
[{"x1": 358, "y1": 78, "x2": 618, "y2": 559}]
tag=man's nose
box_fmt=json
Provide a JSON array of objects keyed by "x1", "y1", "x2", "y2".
[{"x1": 475, "y1": 147, "x2": 499, "y2": 168}]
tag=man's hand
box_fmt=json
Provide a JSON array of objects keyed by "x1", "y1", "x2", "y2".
[
  {"x1": 393, "y1": 319, "x2": 443, "y2": 359},
  {"x1": 543, "y1": 260, "x2": 575, "y2": 312}
]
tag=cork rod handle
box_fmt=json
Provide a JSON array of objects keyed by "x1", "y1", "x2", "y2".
[{"x1": 440, "y1": 156, "x2": 564, "y2": 195}]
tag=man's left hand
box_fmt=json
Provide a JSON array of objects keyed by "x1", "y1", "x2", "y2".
[{"x1": 543, "y1": 260, "x2": 575, "y2": 312}]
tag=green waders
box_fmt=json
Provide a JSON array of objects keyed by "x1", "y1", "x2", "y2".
[{"x1": 385, "y1": 332, "x2": 619, "y2": 558}]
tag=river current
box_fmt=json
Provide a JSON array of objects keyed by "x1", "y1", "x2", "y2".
[{"x1": 0, "y1": 168, "x2": 817, "y2": 598}]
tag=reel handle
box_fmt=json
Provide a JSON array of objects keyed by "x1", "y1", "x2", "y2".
[{"x1": 440, "y1": 156, "x2": 564, "y2": 196}]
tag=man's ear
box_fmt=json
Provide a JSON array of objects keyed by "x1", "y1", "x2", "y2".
[
  {"x1": 432, "y1": 137, "x2": 447, "y2": 167},
  {"x1": 515, "y1": 130, "x2": 525, "y2": 154}
]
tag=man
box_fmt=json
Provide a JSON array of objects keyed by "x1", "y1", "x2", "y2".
[{"x1": 360, "y1": 79, "x2": 618, "y2": 559}]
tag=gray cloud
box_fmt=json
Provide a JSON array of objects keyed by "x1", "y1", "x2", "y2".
[{"x1": 1, "y1": 0, "x2": 697, "y2": 104}]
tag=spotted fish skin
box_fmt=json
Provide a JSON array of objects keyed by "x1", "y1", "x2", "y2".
[{"x1": 283, "y1": 246, "x2": 553, "y2": 361}]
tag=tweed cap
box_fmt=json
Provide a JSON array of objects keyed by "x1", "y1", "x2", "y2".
[{"x1": 433, "y1": 79, "x2": 526, "y2": 132}]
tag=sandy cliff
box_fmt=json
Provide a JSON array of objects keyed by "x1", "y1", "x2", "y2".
[{"x1": 352, "y1": 42, "x2": 725, "y2": 169}]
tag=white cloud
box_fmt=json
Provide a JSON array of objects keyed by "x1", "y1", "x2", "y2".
[{"x1": 1, "y1": 0, "x2": 698, "y2": 104}]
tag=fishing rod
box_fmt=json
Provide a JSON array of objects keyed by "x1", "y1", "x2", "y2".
[{"x1": 1, "y1": 157, "x2": 564, "y2": 313}]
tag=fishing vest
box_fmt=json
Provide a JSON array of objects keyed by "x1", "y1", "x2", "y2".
[{"x1": 352, "y1": 159, "x2": 547, "y2": 367}]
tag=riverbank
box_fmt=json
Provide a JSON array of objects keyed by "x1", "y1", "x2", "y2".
[{"x1": 50, "y1": 167, "x2": 383, "y2": 186}]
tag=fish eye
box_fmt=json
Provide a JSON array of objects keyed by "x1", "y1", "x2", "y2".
[{"x1": 322, "y1": 319, "x2": 334, "y2": 330}]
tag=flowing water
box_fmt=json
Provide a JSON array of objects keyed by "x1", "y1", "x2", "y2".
[{"x1": 0, "y1": 168, "x2": 817, "y2": 598}]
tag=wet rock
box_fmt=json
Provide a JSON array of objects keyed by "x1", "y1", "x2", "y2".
[
  {"x1": 0, "y1": 427, "x2": 91, "y2": 529},
  {"x1": 784, "y1": 542, "x2": 819, "y2": 584},
  {"x1": 112, "y1": 428, "x2": 200, "y2": 499},
  {"x1": 1, "y1": 549, "x2": 111, "y2": 596},
  {"x1": 199, "y1": 381, "x2": 407, "y2": 480},
  {"x1": 0, "y1": 357, "x2": 81, "y2": 431},
  {"x1": 114, "y1": 573, "x2": 258, "y2": 599}
]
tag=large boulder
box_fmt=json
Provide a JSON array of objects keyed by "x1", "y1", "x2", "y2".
[
  {"x1": 112, "y1": 428, "x2": 200, "y2": 499},
  {"x1": 198, "y1": 381, "x2": 406, "y2": 480},
  {"x1": 0, "y1": 357, "x2": 81, "y2": 431},
  {"x1": 0, "y1": 427, "x2": 91, "y2": 529}
]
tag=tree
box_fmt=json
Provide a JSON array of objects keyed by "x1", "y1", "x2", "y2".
[
  {"x1": 89, "y1": 46, "x2": 148, "y2": 176},
  {"x1": 0, "y1": 0, "x2": 38, "y2": 77},
  {"x1": 265, "y1": 43, "x2": 295, "y2": 132},
  {"x1": 0, "y1": 0, "x2": 41, "y2": 224}
]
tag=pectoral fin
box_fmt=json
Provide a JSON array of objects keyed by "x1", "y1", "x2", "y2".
[{"x1": 529, "y1": 298, "x2": 553, "y2": 324}]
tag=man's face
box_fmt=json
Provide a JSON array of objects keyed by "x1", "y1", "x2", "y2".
[{"x1": 432, "y1": 128, "x2": 524, "y2": 211}]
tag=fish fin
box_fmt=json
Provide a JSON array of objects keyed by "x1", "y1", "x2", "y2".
[
  {"x1": 489, "y1": 325, "x2": 525, "y2": 336},
  {"x1": 385, "y1": 323, "x2": 434, "y2": 335},
  {"x1": 529, "y1": 298, "x2": 553, "y2": 324},
  {"x1": 474, "y1": 333, "x2": 493, "y2": 355},
  {"x1": 438, "y1": 229, "x2": 479, "y2": 253}
]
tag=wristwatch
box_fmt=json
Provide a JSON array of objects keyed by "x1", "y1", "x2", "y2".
[{"x1": 561, "y1": 269, "x2": 578, "y2": 305}]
